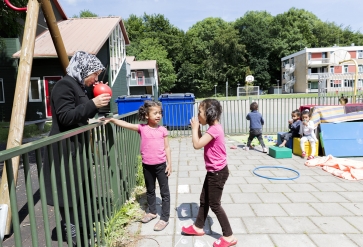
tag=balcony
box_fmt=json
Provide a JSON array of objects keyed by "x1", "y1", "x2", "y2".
[
  {"x1": 307, "y1": 73, "x2": 320, "y2": 80},
  {"x1": 129, "y1": 77, "x2": 155, "y2": 86},
  {"x1": 308, "y1": 58, "x2": 330, "y2": 67}
]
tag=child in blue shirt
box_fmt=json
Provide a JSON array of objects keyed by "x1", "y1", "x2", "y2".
[
  {"x1": 244, "y1": 102, "x2": 267, "y2": 153},
  {"x1": 279, "y1": 109, "x2": 301, "y2": 147}
]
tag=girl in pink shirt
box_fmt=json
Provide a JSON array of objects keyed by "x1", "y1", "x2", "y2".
[
  {"x1": 104, "y1": 100, "x2": 171, "y2": 231},
  {"x1": 181, "y1": 99, "x2": 237, "y2": 247}
]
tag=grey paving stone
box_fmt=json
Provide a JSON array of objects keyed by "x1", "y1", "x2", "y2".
[
  {"x1": 344, "y1": 216, "x2": 363, "y2": 232},
  {"x1": 136, "y1": 235, "x2": 173, "y2": 247},
  {"x1": 178, "y1": 177, "x2": 202, "y2": 185},
  {"x1": 177, "y1": 171, "x2": 189, "y2": 177},
  {"x1": 310, "y1": 203, "x2": 354, "y2": 216},
  {"x1": 209, "y1": 217, "x2": 247, "y2": 234},
  {"x1": 251, "y1": 203, "x2": 288, "y2": 216},
  {"x1": 346, "y1": 234, "x2": 363, "y2": 246},
  {"x1": 276, "y1": 216, "x2": 322, "y2": 233},
  {"x1": 177, "y1": 193, "x2": 200, "y2": 203},
  {"x1": 309, "y1": 217, "x2": 360, "y2": 233},
  {"x1": 311, "y1": 192, "x2": 350, "y2": 202},
  {"x1": 224, "y1": 184, "x2": 243, "y2": 192},
  {"x1": 263, "y1": 184, "x2": 294, "y2": 192},
  {"x1": 257, "y1": 192, "x2": 291, "y2": 203},
  {"x1": 288, "y1": 184, "x2": 320, "y2": 192},
  {"x1": 189, "y1": 184, "x2": 203, "y2": 194},
  {"x1": 338, "y1": 192, "x2": 363, "y2": 202},
  {"x1": 280, "y1": 203, "x2": 321, "y2": 216},
  {"x1": 139, "y1": 218, "x2": 175, "y2": 236},
  {"x1": 230, "y1": 192, "x2": 262, "y2": 203},
  {"x1": 226, "y1": 176, "x2": 248, "y2": 184},
  {"x1": 187, "y1": 170, "x2": 206, "y2": 177},
  {"x1": 239, "y1": 184, "x2": 268, "y2": 193},
  {"x1": 174, "y1": 217, "x2": 211, "y2": 235},
  {"x1": 270, "y1": 234, "x2": 316, "y2": 247},
  {"x1": 219, "y1": 204, "x2": 255, "y2": 217},
  {"x1": 229, "y1": 170, "x2": 253, "y2": 177},
  {"x1": 233, "y1": 234, "x2": 275, "y2": 247},
  {"x1": 311, "y1": 182, "x2": 346, "y2": 192},
  {"x1": 309, "y1": 234, "x2": 359, "y2": 247},
  {"x1": 340, "y1": 203, "x2": 363, "y2": 216},
  {"x1": 283, "y1": 192, "x2": 321, "y2": 203},
  {"x1": 311, "y1": 175, "x2": 345, "y2": 183},
  {"x1": 243, "y1": 217, "x2": 285, "y2": 233},
  {"x1": 245, "y1": 176, "x2": 272, "y2": 184},
  {"x1": 337, "y1": 182, "x2": 363, "y2": 191}
]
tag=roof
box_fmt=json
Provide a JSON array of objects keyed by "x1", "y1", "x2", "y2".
[
  {"x1": 13, "y1": 17, "x2": 130, "y2": 58},
  {"x1": 53, "y1": 0, "x2": 68, "y2": 20},
  {"x1": 129, "y1": 60, "x2": 157, "y2": 70}
]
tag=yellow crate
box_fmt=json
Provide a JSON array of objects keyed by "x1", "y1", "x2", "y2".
[{"x1": 293, "y1": 137, "x2": 319, "y2": 156}]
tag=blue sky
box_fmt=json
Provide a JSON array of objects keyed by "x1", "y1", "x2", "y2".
[{"x1": 58, "y1": 0, "x2": 363, "y2": 33}]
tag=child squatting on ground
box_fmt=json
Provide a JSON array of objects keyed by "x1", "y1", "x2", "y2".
[
  {"x1": 299, "y1": 110, "x2": 317, "y2": 160},
  {"x1": 279, "y1": 109, "x2": 301, "y2": 147},
  {"x1": 181, "y1": 99, "x2": 238, "y2": 247},
  {"x1": 104, "y1": 100, "x2": 171, "y2": 231},
  {"x1": 244, "y1": 102, "x2": 267, "y2": 153}
]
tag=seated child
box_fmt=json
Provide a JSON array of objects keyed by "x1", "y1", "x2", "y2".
[
  {"x1": 279, "y1": 109, "x2": 301, "y2": 147},
  {"x1": 299, "y1": 110, "x2": 317, "y2": 160}
]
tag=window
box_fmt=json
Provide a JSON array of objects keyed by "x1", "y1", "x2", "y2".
[
  {"x1": 322, "y1": 52, "x2": 327, "y2": 58},
  {"x1": 344, "y1": 79, "x2": 354, "y2": 87},
  {"x1": 330, "y1": 80, "x2": 341, "y2": 88},
  {"x1": 29, "y1": 77, "x2": 41, "y2": 102},
  {"x1": 359, "y1": 65, "x2": 363, "y2": 73},
  {"x1": 343, "y1": 65, "x2": 348, "y2": 73},
  {"x1": 358, "y1": 79, "x2": 363, "y2": 88},
  {"x1": 358, "y1": 50, "x2": 363, "y2": 59},
  {"x1": 0, "y1": 79, "x2": 4, "y2": 103},
  {"x1": 131, "y1": 72, "x2": 136, "y2": 80},
  {"x1": 330, "y1": 66, "x2": 334, "y2": 73},
  {"x1": 308, "y1": 53, "x2": 311, "y2": 60},
  {"x1": 291, "y1": 57, "x2": 294, "y2": 65}
]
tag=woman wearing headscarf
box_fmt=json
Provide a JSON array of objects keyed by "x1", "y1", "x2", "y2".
[{"x1": 43, "y1": 51, "x2": 111, "y2": 246}]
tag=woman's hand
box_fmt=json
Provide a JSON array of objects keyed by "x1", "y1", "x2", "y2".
[
  {"x1": 165, "y1": 164, "x2": 172, "y2": 176},
  {"x1": 92, "y1": 93, "x2": 111, "y2": 108}
]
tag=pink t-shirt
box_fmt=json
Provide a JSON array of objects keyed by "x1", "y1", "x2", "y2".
[
  {"x1": 138, "y1": 124, "x2": 168, "y2": 165},
  {"x1": 204, "y1": 124, "x2": 227, "y2": 172}
]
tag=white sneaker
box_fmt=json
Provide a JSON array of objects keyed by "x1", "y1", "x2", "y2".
[
  {"x1": 243, "y1": 146, "x2": 249, "y2": 151},
  {"x1": 263, "y1": 147, "x2": 268, "y2": 153}
]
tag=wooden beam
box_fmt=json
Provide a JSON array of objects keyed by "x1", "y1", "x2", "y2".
[{"x1": 0, "y1": 0, "x2": 40, "y2": 235}]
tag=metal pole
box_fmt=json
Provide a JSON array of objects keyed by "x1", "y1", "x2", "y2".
[
  {"x1": 226, "y1": 79, "x2": 228, "y2": 99},
  {"x1": 215, "y1": 84, "x2": 217, "y2": 97},
  {"x1": 0, "y1": 0, "x2": 40, "y2": 235},
  {"x1": 339, "y1": 59, "x2": 358, "y2": 103}
]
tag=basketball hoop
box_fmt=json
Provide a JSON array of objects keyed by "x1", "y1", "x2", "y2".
[
  {"x1": 245, "y1": 75, "x2": 254, "y2": 83},
  {"x1": 330, "y1": 49, "x2": 351, "y2": 65}
]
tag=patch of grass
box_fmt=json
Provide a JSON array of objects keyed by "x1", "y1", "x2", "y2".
[
  {"x1": 104, "y1": 157, "x2": 147, "y2": 247},
  {"x1": 0, "y1": 122, "x2": 52, "y2": 144}
]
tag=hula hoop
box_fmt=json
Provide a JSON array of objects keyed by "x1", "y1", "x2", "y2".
[{"x1": 253, "y1": 166, "x2": 300, "y2": 180}]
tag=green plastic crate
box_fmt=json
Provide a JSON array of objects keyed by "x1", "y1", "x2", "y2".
[{"x1": 268, "y1": 146, "x2": 292, "y2": 159}]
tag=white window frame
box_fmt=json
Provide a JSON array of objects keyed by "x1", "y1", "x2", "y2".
[
  {"x1": 0, "y1": 78, "x2": 5, "y2": 103},
  {"x1": 358, "y1": 50, "x2": 363, "y2": 59},
  {"x1": 358, "y1": 65, "x2": 363, "y2": 73},
  {"x1": 29, "y1": 77, "x2": 42, "y2": 102},
  {"x1": 330, "y1": 66, "x2": 334, "y2": 73},
  {"x1": 131, "y1": 72, "x2": 136, "y2": 80},
  {"x1": 343, "y1": 65, "x2": 349, "y2": 73}
]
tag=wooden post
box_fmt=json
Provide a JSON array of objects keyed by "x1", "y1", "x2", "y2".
[
  {"x1": 0, "y1": 0, "x2": 40, "y2": 235},
  {"x1": 39, "y1": 0, "x2": 69, "y2": 73}
]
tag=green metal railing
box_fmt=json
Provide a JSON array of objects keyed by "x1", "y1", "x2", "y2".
[{"x1": 0, "y1": 112, "x2": 140, "y2": 246}]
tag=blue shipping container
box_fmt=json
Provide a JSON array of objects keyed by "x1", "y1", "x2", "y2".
[
  {"x1": 159, "y1": 93, "x2": 195, "y2": 128},
  {"x1": 115, "y1": 95, "x2": 152, "y2": 115}
]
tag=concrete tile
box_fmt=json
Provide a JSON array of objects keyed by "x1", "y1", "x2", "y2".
[
  {"x1": 284, "y1": 192, "x2": 321, "y2": 203},
  {"x1": 337, "y1": 182, "x2": 363, "y2": 191},
  {"x1": 287, "y1": 184, "x2": 319, "y2": 192},
  {"x1": 280, "y1": 203, "x2": 320, "y2": 216},
  {"x1": 178, "y1": 184, "x2": 190, "y2": 194},
  {"x1": 338, "y1": 192, "x2": 363, "y2": 202},
  {"x1": 219, "y1": 204, "x2": 255, "y2": 217},
  {"x1": 189, "y1": 184, "x2": 203, "y2": 194},
  {"x1": 209, "y1": 217, "x2": 247, "y2": 234},
  {"x1": 233, "y1": 234, "x2": 275, "y2": 247},
  {"x1": 223, "y1": 184, "x2": 242, "y2": 192},
  {"x1": 340, "y1": 203, "x2": 363, "y2": 216},
  {"x1": 269, "y1": 234, "x2": 316, "y2": 247},
  {"x1": 239, "y1": 184, "x2": 268, "y2": 193},
  {"x1": 188, "y1": 171, "x2": 206, "y2": 177},
  {"x1": 250, "y1": 204, "x2": 288, "y2": 217},
  {"x1": 310, "y1": 203, "x2": 354, "y2": 216},
  {"x1": 226, "y1": 176, "x2": 247, "y2": 184},
  {"x1": 174, "y1": 217, "x2": 211, "y2": 235},
  {"x1": 243, "y1": 217, "x2": 285, "y2": 233},
  {"x1": 137, "y1": 235, "x2": 173, "y2": 247},
  {"x1": 230, "y1": 193, "x2": 262, "y2": 203},
  {"x1": 309, "y1": 234, "x2": 359, "y2": 247},
  {"x1": 257, "y1": 192, "x2": 291, "y2": 203},
  {"x1": 311, "y1": 192, "x2": 349, "y2": 203},
  {"x1": 311, "y1": 183, "x2": 346, "y2": 192},
  {"x1": 139, "y1": 218, "x2": 175, "y2": 236},
  {"x1": 346, "y1": 234, "x2": 363, "y2": 247},
  {"x1": 177, "y1": 171, "x2": 189, "y2": 178},
  {"x1": 276, "y1": 217, "x2": 322, "y2": 233},
  {"x1": 245, "y1": 176, "x2": 272, "y2": 184},
  {"x1": 177, "y1": 193, "x2": 200, "y2": 204},
  {"x1": 263, "y1": 184, "x2": 294, "y2": 192},
  {"x1": 229, "y1": 170, "x2": 254, "y2": 177},
  {"x1": 309, "y1": 217, "x2": 360, "y2": 233},
  {"x1": 344, "y1": 216, "x2": 363, "y2": 232},
  {"x1": 178, "y1": 177, "x2": 202, "y2": 185}
]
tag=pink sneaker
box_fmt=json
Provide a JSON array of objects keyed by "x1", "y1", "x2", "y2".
[
  {"x1": 301, "y1": 151, "x2": 306, "y2": 158},
  {"x1": 213, "y1": 237, "x2": 238, "y2": 247},
  {"x1": 307, "y1": 155, "x2": 314, "y2": 160}
]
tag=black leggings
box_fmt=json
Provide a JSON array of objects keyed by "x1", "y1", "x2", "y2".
[{"x1": 247, "y1": 129, "x2": 265, "y2": 148}]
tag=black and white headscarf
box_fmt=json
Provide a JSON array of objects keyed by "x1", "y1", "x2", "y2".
[{"x1": 66, "y1": 51, "x2": 105, "y2": 86}]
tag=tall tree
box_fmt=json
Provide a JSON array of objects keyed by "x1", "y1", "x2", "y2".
[{"x1": 72, "y1": 9, "x2": 98, "y2": 18}]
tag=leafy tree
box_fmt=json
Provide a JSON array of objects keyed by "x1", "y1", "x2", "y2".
[
  {"x1": 128, "y1": 38, "x2": 176, "y2": 93},
  {"x1": 72, "y1": 9, "x2": 98, "y2": 18},
  {"x1": 0, "y1": 0, "x2": 27, "y2": 38}
]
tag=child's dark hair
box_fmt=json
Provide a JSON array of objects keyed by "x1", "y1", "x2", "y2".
[
  {"x1": 138, "y1": 100, "x2": 162, "y2": 121},
  {"x1": 199, "y1": 99, "x2": 222, "y2": 125},
  {"x1": 250, "y1": 102, "x2": 258, "y2": 111},
  {"x1": 292, "y1": 109, "x2": 301, "y2": 117}
]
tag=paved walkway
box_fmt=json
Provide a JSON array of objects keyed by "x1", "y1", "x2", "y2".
[{"x1": 136, "y1": 136, "x2": 363, "y2": 247}]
